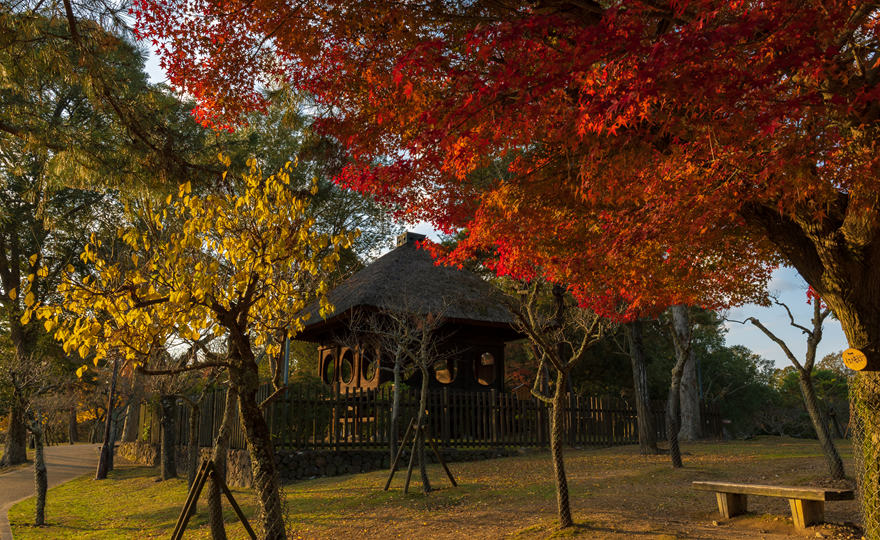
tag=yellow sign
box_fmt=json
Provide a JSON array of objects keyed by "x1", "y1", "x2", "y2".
[{"x1": 843, "y1": 348, "x2": 868, "y2": 371}]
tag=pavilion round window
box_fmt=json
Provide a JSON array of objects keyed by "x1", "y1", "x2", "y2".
[
  {"x1": 474, "y1": 352, "x2": 496, "y2": 386},
  {"x1": 322, "y1": 354, "x2": 336, "y2": 385},
  {"x1": 361, "y1": 347, "x2": 377, "y2": 382},
  {"x1": 341, "y1": 350, "x2": 354, "y2": 384},
  {"x1": 434, "y1": 358, "x2": 457, "y2": 384}
]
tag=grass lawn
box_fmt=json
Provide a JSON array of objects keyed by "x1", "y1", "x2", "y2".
[{"x1": 9, "y1": 436, "x2": 864, "y2": 540}]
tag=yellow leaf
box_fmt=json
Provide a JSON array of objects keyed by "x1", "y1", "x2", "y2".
[
  {"x1": 44, "y1": 320, "x2": 55, "y2": 332},
  {"x1": 8, "y1": 288, "x2": 15, "y2": 300},
  {"x1": 166, "y1": 194, "x2": 173, "y2": 205},
  {"x1": 29, "y1": 254, "x2": 38, "y2": 265},
  {"x1": 76, "y1": 365, "x2": 88, "y2": 378},
  {"x1": 24, "y1": 292, "x2": 35, "y2": 307}
]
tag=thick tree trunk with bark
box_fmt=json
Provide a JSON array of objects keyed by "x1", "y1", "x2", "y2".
[
  {"x1": 159, "y1": 395, "x2": 177, "y2": 480},
  {"x1": 550, "y1": 368, "x2": 573, "y2": 528},
  {"x1": 667, "y1": 305, "x2": 692, "y2": 469},
  {"x1": 1, "y1": 404, "x2": 27, "y2": 467},
  {"x1": 68, "y1": 408, "x2": 78, "y2": 444},
  {"x1": 626, "y1": 320, "x2": 659, "y2": 455},
  {"x1": 231, "y1": 362, "x2": 285, "y2": 540},
  {"x1": 31, "y1": 423, "x2": 46, "y2": 526},
  {"x1": 209, "y1": 386, "x2": 238, "y2": 540},
  {"x1": 678, "y1": 349, "x2": 701, "y2": 441}
]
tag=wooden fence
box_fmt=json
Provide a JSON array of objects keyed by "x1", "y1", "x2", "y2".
[{"x1": 138, "y1": 383, "x2": 722, "y2": 451}]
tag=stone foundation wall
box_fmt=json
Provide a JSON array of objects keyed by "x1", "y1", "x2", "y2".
[{"x1": 119, "y1": 442, "x2": 519, "y2": 488}]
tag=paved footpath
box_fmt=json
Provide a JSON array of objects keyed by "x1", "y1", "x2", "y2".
[{"x1": 0, "y1": 443, "x2": 103, "y2": 540}]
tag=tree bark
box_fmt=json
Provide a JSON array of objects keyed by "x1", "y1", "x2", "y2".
[
  {"x1": 68, "y1": 408, "x2": 78, "y2": 444},
  {"x1": 187, "y1": 402, "x2": 201, "y2": 492},
  {"x1": 415, "y1": 365, "x2": 431, "y2": 494},
  {"x1": 678, "y1": 349, "x2": 701, "y2": 441},
  {"x1": 0, "y1": 404, "x2": 28, "y2": 467},
  {"x1": 159, "y1": 394, "x2": 177, "y2": 480},
  {"x1": 96, "y1": 357, "x2": 119, "y2": 480},
  {"x1": 626, "y1": 320, "x2": 659, "y2": 455},
  {"x1": 209, "y1": 386, "x2": 237, "y2": 540},
  {"x1": 390, "y1": 361, "x2": 401, "y2": 466},
  {"x1": 29, "y1": 420, "x2": 46, "y2": 526},
  {"x1": 550, "y1": 367, "x2": 573, "y2": 528},
  {"x1": 799, "y1": 371, "x2": 846, "y2": 479},
  {"x1": 231, "y1": 363, "x2": 285, "y2": 540},
  {"x1": 667, "y1": 305, "x2": 692, "y2": 469}
]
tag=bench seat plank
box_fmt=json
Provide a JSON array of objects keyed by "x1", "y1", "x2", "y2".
[{"x1": 692, "y1": 481, "x2": 854, "y2": 502}]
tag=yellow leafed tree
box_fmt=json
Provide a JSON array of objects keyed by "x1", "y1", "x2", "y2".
[{"x1": 29, "y1": 156, "x2": 357, "y2": 539}]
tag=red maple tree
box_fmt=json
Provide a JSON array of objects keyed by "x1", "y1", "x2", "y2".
[{"x1": 134, "y1": 0, "x2": 880, "y2": 526}]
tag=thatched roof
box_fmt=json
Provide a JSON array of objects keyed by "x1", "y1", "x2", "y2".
[{"x1": 295, "y1": 233, "x2": 517, "y2": 339}]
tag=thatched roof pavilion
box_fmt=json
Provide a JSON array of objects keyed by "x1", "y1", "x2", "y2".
[{"x1": 294, "y1": 232, "x2": 522, "y2": 392}]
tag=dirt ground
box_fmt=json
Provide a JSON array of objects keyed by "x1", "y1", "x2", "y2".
[{"x1": 284, "y1": 437, "x2": 863, "y2": 540}]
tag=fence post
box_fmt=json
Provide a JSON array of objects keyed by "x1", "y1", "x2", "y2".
[{"x1": 490, "y1": 389, "x2": 497, "y2": 445}]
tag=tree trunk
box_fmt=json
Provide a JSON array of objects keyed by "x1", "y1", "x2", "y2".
[
  {"x1": 231, "y1": 365, "x2": 286, "y2": 540},
  {"x1": 209, "y1": 386, "x2": 238, "y2": 540},
  {"x1": 626, "y1": 320, "x2": 659, "y2": 455},
  {"x1": 68, "y1": 408, "x2": 78, "y2": 444},
  {"x1": 159, "y1": 395, "x2": 177, "y2": 480},
  {"x1": 390, "y1": 362, "x2": 401, "y2": 466},
  {"x1": 96, "y1": 357, "x2": 120, "y2": 480},
  {"x1": 799, "y1": 371, "x2": 846, "y2": 479},
  {"x1": 550, "y1": 367, "x2": 573, "y2": 528},
  {"x1": 741, "y1": 202, "x2": 880, "y2": 540},
  {"x1": 678, "y1": 349, "x2": 701, "y2": 441},
  {"x1": 415, "y1": 366, "x2": 431, "y2": 494},
  {"x1": 667, "y1": 305, "x2": 692, "y2": 469},
  {"x1": 0, "y1": 405, "x2": 28, "y2": 467},
  {"x1": 187, "y1": 403, "x2": 201, "y2": 491},
  {"x1": 121, "y1": 402, "x2": 140, "y2": 443},
  {"x1": 30, "y1": 422, "x2": 46, "y2": 526}
]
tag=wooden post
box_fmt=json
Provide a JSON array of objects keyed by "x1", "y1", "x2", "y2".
[
  {"x1": 490, "y1": 389, "x2": 498, "y2": 445},
  {"x1": 789, "y1": 499, "x2": 824, "y2": 529},
  {"x1": 442, "y1": 388, "x2": 450, "y2": 447},
  {"x1": 716, "y1": 492, "x2": 748, "y2": 518},
  {"x1": 384, "y1": 419, "x2": 415, "y2": 491},
  {"x1": 421, "y1": 425, "x2": 457, "y2": 487}
]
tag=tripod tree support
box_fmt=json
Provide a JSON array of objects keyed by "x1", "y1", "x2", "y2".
[
  {"x1": 169, "y1": 459, "x2": 256, "y2": 540},
  {"x1": 384, "y1": 418, "x2": 457, "y2": 493}
]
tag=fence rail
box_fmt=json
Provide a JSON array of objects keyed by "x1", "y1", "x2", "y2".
[{"x1": 137, "y1": 383, "x2": 723, "y2": 451}]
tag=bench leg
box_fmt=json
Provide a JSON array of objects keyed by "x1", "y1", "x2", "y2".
[
  {"x1": 715, "y1": 492, "x2": 748, "y2": 518},
  {"x1": 789, "y1": 499, "x2": 824, "y2": 529}
]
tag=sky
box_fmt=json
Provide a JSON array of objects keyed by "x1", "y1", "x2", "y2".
[{"x1": 143, "y1": 51, "x2": 849, "y2": 371}]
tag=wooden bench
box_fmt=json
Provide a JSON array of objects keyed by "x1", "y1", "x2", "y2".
[{"x1": 692, "y1": 481, "x2": 854, "y2": 529}]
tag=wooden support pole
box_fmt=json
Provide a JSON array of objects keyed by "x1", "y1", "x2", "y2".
[
  {"x1": 170, "y1": 460, "x2": 212, "y2": 540},
  {"x1": 421, "y1": 425, "x2": 457, "y2": 487},
  {"x1": 214, "y1": 470, "x2": 257, "y2": 539},
  {"x1": 403, "y1": 426, "x2": 419, "y2": 495},
  {"x1": 383, "y1": 418, "x2": 415, "y2": 491}
]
